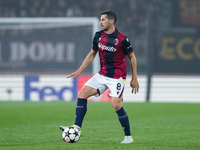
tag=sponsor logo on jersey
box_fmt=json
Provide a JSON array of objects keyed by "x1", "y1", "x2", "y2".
[{"x1": 98, "y1": 43, "x2": 116, "y2": 52}]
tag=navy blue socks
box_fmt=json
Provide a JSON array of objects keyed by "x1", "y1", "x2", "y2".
[
  {"x1": 116, "y1": 107, "x2": 131, "y2": 136},
  {"x1": 74, "y1": 98, "x2": 131, "y2": 136},
  {"x1": 74, "y1": 98, "x2": 87, "y2": 128}
]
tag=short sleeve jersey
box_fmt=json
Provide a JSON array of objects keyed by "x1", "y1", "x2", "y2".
[{"x1": 92, "y1": 29, "x2": 133, "y2": 79}]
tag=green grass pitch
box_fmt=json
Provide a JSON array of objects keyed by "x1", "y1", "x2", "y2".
[{"x1": 0, "y1": 101, "x2": 200, "y2": 150}]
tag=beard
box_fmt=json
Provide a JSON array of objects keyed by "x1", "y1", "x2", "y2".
[
  {"x1": 103, "y1": 27, "x2": 108, "y2": 31},
  {"x1": 101, "y1": 25, "x2": 109, "y2": 31}
]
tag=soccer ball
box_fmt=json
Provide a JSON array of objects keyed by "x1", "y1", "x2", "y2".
[{"x1": 62, "y1": 127, "x2": 80, "y2": 143}]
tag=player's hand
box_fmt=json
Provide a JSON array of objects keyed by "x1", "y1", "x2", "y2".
[
  {"x1": 130, "y1": 78, "x2": 139, "y2": 94},
  {"x1": 67, "y1": 70, "x2": 81, "y2": 78}
]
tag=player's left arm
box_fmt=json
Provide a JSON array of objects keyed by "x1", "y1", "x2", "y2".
[{"x1": 128, "y1": 52, "x2": 139, "y2": 94}]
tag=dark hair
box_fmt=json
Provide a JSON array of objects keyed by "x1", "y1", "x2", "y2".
[{"x1": 101, "y1": 10, "x2": 117, "y2": 24}]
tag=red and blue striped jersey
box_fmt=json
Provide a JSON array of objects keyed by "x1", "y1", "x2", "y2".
[{"x1": 92, "y1": 29, "x2": 133, "y2": 79}]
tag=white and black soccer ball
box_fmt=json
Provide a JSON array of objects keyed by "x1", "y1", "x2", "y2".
[{"x1": 62, "y1": 127, "x2": 80, "y2": 143}]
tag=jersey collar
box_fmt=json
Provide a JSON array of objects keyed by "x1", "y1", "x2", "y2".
[{"x1": 104, "y1": 28, "x2": 118, "y2": 36}]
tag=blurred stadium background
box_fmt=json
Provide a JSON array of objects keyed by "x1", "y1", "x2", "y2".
[{"x1": 0, "y1": 0, "x2": 199, "y2": 102}]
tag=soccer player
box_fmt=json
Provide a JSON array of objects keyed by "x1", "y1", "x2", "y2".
[{"x1": 60, "y1": 10, "x2": 139, "y2": 144}]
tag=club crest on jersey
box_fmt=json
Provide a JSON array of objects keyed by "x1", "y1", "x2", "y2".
[{"x1": 114, "y1": 38, "x2": 119, "y2": 45}]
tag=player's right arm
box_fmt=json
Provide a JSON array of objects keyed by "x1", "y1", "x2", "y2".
[{"x1": 67, "y1": 49, "x2": 98, "y2": 78}]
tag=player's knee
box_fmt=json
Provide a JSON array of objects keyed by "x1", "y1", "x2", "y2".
[
  {"x1": 78, "y1": 86, "x2": 97, "y2": 99},
  {"x1": 77, "y1": 89, "x2": 87, "y2": 99},
  {"x1": 112, "y1": 99, "x2": 122, "y2": 111},
  {"x1": 112, "y1": 103, "x2": 121, "y2": 111}
]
